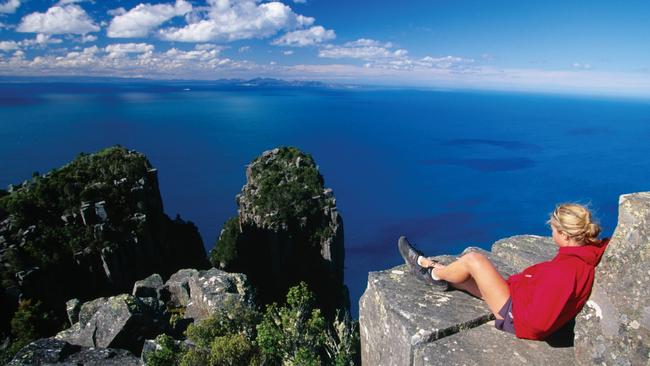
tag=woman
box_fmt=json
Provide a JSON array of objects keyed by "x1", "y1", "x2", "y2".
[{"x1": 398, "y1": 203, "x2": 609, "y2": 340}]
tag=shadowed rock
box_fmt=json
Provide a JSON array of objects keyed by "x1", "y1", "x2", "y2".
[
  {"x1": 55, "y1": 294, "x2": 166, "y2": 355},
  {"x1": 8, "y1": 338, "x2": 142, "y2": 366},
  {"x1": 574, "y1": 192, "x2": 650, "y2": 365},
  {"x1": 132, "y1": 273, "x2": 164, "y2": 299},
  {"x1": 183, "y1": 268, "x2": 254, "y2": 322}
]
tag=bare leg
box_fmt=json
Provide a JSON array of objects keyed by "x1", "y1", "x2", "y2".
[
  {"x1": 451, "y1": 277, "x2": 483, "y2": 299},
  {"x1": 422, "y1": 252, "x2": 509, "y2": 319}
]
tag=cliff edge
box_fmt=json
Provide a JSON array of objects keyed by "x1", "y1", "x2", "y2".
[{"x1": 360, "y1": 192, "x2": 650, "y2": 365}]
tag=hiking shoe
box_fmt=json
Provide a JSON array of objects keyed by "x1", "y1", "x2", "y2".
[
  {"x1": 398, "y1": 236, "x2": 423, "y2": 271},
  {"x1": 415, "y1": 266, "x2": 450, "y2": 290},
  {"x1": 398, "y1": 236, "x2": 449, "y2": 290}
]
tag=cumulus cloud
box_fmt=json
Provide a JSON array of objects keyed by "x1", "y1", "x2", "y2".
[
  {"x1": 272, "y1": 25, "x2": 335, "y2": 47},
  {"x1": 158, "y1": 0, "x2": 314, "y2": 42},
  {"x1": 0, "y1": 40, "x2": 19, "y2": 52},
  {"x1": 105, "y1": 43, "x2": 154, "y2": 58},
  {"x1": 107, "y1": 0, "x2": 192, "y2": 38},
  {"x1": 0, "y1": 43, "x2": 247, "y2": 79},
  {"x1": 79, "y1": 34, "x2": 97, "y2": 43},
  {"x1": 319, "y1": 39, "x2": 406, "y2": 60},
  {"x1": 17, "y1": 4, "x2": 100, "y2": 35},
  {"x1": 0, "y1": 0, "x2": 20, "y2": 14}
]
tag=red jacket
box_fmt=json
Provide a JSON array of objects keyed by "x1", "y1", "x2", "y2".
[{"x1": 507, "y1": 238, "x2": 609, "y2": 340}]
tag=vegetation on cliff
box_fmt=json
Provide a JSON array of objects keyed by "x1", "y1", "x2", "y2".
[
  {"x1": 147, "y1": 282, "x2": 360, "y2": 366},
  {"x1": 209, "y1": 147, "x2": 347, "y2": 318},
  {"x1": 0, "y1": 146, "x2": 207, "y2": 362}
]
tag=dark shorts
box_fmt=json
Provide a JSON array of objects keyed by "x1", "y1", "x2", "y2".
[{"x1": 495, "y1": 297, "x2": 516, "y2": 335}]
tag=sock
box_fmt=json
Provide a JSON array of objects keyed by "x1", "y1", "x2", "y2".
[
  {"x1": 430, "y1": 268, "x2": 441, "y2": 281},
  {"x1": 417, "y1": 256, "x2": 426, "y2": 267}
]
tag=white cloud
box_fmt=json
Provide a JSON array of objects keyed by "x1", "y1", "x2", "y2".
[
  {"x1": 0, "y1": 40, "x2": 19, "y2": 52},
  {"x1": 79, "y1": 34, "x2": 97, "y2": 43},
  {"x1": 0, "y1": 43, "x2": 245, "y2": 78},
  {"x1": 17, "y1": 4, "x2": 100, "y2": 35},
  {"x1": 272, "y1": 25, "x2": 335, "y2": 47},
  {"x1": 572, "y1": 62, "x2": 592, "y2": 70},
  {"x1": 107, "y1": 0, "x2": 192, "y2": 38},
  {"x1": 0, "y1": 0, "x2": 20, "y2": 14},
  {"x1": 158, "y1": 0, "x2": 314, "y2": 42},
  {"x1": 238, "y1": 46, "x2": 250, "y2": 53},
  {"x1": 24, "y1": 33, "x2": 64, "y2": 46},
  {"x1": 107, "y1": 7, "x2": 126, "y2": 17},
  {"x1": 283, "y1": 50, "x2": 293, "y2": 55},
  {"x1": 319, "y1": 39, "x2": 405, "y2": 61},
  {"x1": 417, "y1": 56, "x2": 474, "y2": 69},
  {"x1": 105, "y1": 43, "x2": 154, "y2": 58}
]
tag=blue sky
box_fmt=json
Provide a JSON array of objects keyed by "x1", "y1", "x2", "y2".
[{"x1": 1, "y1": 0, "x2": 649, "y2": 96}]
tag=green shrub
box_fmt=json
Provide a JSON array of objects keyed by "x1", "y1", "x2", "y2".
[
  {"x1": 182, "y1": 299, "x2": 260, "y2": 366},
  {"x1": 209, "y1": 216, "x2": 240, "y2": 269},
  {"x1": 146, "y1": 334, "x2": 182, "y2": 366},
  {"x1": 256, "y1": 282, "x2": 327, "y2": 365}
]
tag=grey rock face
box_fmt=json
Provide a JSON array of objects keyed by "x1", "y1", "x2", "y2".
[
  {"x1": 184, "y1": 268, "x2": 254, "y2": 322},
  {"x1": 413, "y1": 321, "x2": 574, "y2": 366},
  {"x1": 491, "y1": 235, "x2": 557, "y2": 272},
  {"x1": 132, "y1": 273, "x2": 164, "y2": 298},
  {"x1": 226, "y1": 147, "x2": 347, "y2": 317},
  {"x1": 55, "y1": 294, "x2": 166, "y2": 355},
  {"x1": 574, "y1": 192, "x2": 650, "y2": 366},
  {"x1": 161, "y1": 268, "x2": 198, "y2": 308},
  {"x1": 66, "y1": 298, "x2": 81, "y2": 325},
  {"x1": 8, "y1": 338, "x2": 142, "y2": 366},
  {"x1": 360, "y1": 238, "x2": 576, "y2": 366}
]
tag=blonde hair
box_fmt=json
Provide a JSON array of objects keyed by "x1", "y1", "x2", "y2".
[{"x1": 548, "y1": 203, "x2": 601, "y2": 245}]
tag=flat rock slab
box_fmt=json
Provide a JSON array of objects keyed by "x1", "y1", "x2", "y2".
[
  {"x1": 360, "y1": 252, "x2": 517, "y2": 366},
  {"x1": 413, "y1": 321, "x2": 575, "y2": 366},
  {"x1": 491, "y1": 235, "x2": 557, "y2": 272}
]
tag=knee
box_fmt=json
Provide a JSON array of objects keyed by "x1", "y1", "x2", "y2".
[{"x1": 462, "y1": 251, "x2": 487, "y2": 268}]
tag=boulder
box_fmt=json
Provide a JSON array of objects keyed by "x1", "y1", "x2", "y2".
[
  {"x1": 359, "y1": 237, "x2": 575, "y2": 366},
  {"x1": 66, "y1": 298, "x2": 81, "y2": 325},
  {"x1": 55, "y1": 294, "x2": 166, "y2": 355},
  {"x1": 413, "y1": 321, "x2": 574, "y2": 366},
  {"x1": 8, "y1": 338, "x2": 142, "y2": 366},
  {"x1": 161, "y1": 268, "x2": 198, "y2": 308},
  {"x1": 574, "y1": 192, "x2": 650, "y2": 365},
  {"x1": 491, "y1": 235, "x2": 557, "y2": 271},
  {"x1": 132, "y1": 273, "x2": 164, "y2": 299},
  {"x1": 8, "y1": 338, "x2": 80, "y2": 365},
  {"x1": 184, "y1": 268, "x2": 254, "y2": 322}
]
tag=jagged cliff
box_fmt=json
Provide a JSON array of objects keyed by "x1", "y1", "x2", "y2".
[
  {"x1": 359, "y1": 192, "x2": 650, "y2": 366},
  {"x1": 211, "y1": 147, "x2": 347, "y2": 317},
  {"x1": 0, "y1": 146, "x2": 209, "y2": 338}
]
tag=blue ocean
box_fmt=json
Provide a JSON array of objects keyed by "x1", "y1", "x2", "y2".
[{"x1": 2, "y1": 80, "x2": 650, "y2": 317}]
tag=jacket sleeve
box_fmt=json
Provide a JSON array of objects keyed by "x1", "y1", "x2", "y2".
[{"x1": 513, "y1": 263, "x2": 575, "y2": 338}]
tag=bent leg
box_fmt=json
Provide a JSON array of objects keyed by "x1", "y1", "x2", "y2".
[
  {"x1": 451, "y1": 277, "x2": 483, "y2": 299},
  {"x1": 433, "y1": 252, "x2": 509, "y2": 318}
]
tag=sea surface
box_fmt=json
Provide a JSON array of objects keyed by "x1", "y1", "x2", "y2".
[{"x1": 2, "y1": 80, "x2": 650, "y2": 318}]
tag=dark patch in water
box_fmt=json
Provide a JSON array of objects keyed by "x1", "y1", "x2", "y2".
[
  {"x1": 444, "y1": 138, "x2": 542, "y2": 152},
  {"x1": 421, "y1": 157, "x2": 536, "y2": 172},
  {"x1": 349, "y1": 211, "x2": 491, "y2": 258}
]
